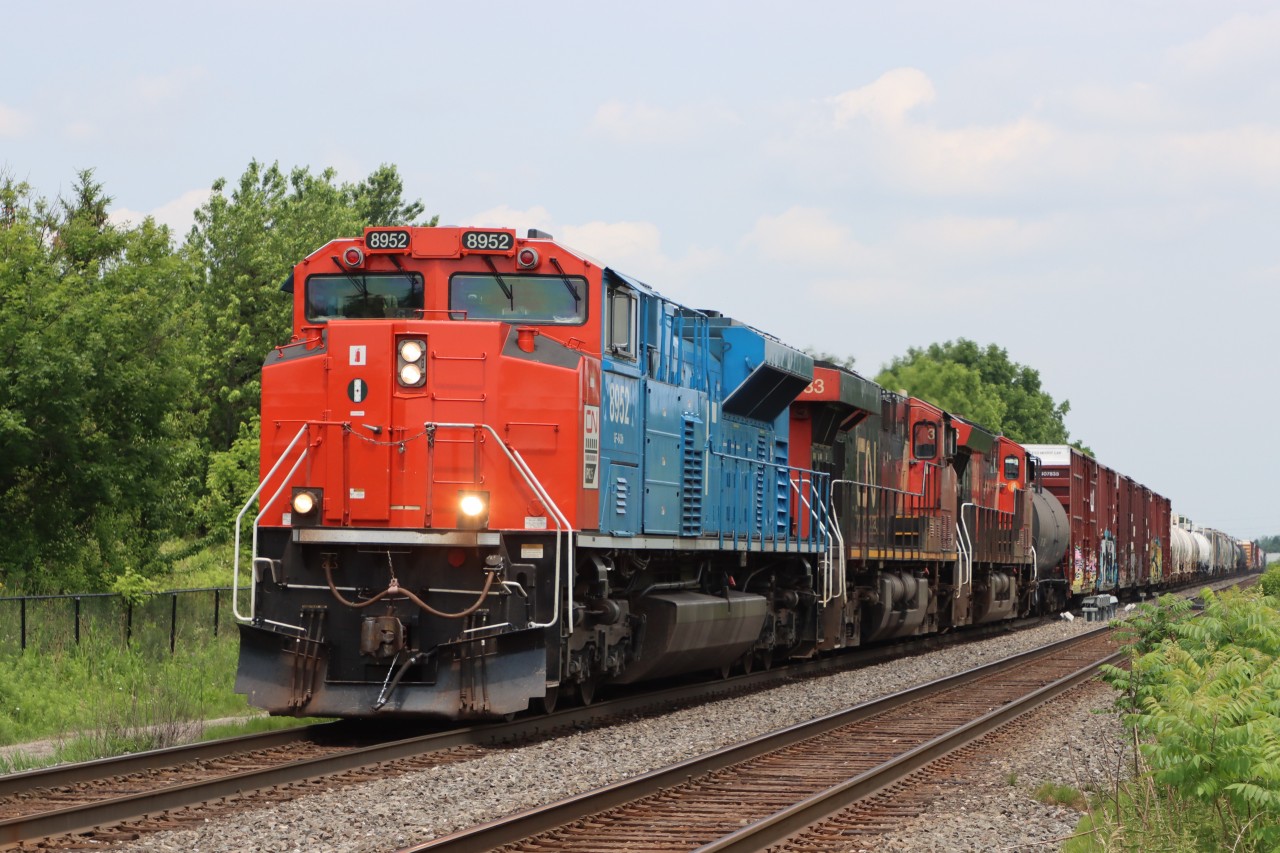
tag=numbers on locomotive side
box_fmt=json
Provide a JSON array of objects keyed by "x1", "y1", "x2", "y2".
[
  {"x1": 804, "y1": 378, "x2": 825, "y2": 395},
  {"x1": 461, "y1": 230, "x2": 514, "y2": 252},
  {"x1": 366, "y1": 230, "x2": 410, "y2": 250}
]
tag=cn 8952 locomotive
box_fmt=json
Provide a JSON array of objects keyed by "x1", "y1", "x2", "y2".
[{"x1": 232, "y1": 226, "x2": 1250, "y2": 720}]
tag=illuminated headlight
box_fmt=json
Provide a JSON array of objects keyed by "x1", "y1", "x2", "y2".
[
  {"x1": 399, "y1": 339, "x2": 424, "y2": 362},
  {"x1": 397, "y1": 337, "x2": 427, "y2": 388},
  {"x1": 290, "y1": 487, "x2": 321, "y2": 526},
  {"x1": 399, "y1": 362, "x2": 423, "y2": 385},
  {"x1": 457, "y1": 490, "x2": 489, "y2": 529}
]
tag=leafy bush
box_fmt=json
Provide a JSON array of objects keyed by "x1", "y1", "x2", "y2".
[
  {"x1": 1099, "y1": 588, "x2": 1280, "y2": 850},
  {"x1": 1259, "y1": 565, "x2": 1280, "y2": 599}
]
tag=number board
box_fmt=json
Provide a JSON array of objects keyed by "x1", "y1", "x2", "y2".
[
  {"x1": 365, "y1": 229, "x2": 411, "y2": 252},
  {"x1": 460, "y1": 230, "x2": 515, "y2": 254}
]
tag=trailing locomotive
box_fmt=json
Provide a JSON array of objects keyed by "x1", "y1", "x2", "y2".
[{"x1": 232, "y1": 226, "x2": 1257, "y2": 720}]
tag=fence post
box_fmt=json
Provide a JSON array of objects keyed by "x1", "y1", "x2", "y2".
[
  {"x1": 74, "y1": 596, "x2": 81, "y2": 645},
  {"x1": 170, "y1": 593, "x2": 178, "y2": 654},
  {"x1": 20, "y1": 597, "x2": 26, "y2": 652},
  {"x1": 126, "y1": 600, "x2": 132, "y2": 646},
  {"x1": 213, "y1": 588, "x2": 221, "y2": 638}
]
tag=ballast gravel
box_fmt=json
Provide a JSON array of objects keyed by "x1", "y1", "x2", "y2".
[{"x1": 98, "y1": 618, "x2": 1127, "y2": 853}]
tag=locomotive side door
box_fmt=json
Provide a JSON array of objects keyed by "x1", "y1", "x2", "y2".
[{"x1": 323, "y1": 324, "x2": 392, "y2": 524}]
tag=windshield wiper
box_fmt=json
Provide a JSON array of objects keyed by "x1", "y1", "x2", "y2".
[
  {"x1": 549, "y1": 257, "x2": 581, "y2": 309},
  {"x1": 481, "y1": 255, "x2": 514, "y2": 308}
]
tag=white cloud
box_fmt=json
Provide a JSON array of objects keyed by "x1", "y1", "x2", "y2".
[
  {"x1": 1063, "y1": 82, "x2": 1178, "y2": 126},
  {"x1": 559, "y1": 220, "x2": 662, "y2": 265},
  {"x1": 108, "y1": 187, "x2": 211, "y2": 239},
  {"x1": 824, "y1": 69, "x2": 1057, "y2": 194},
  {"x1": 64, "y1": 120, "x2": 97, "y2": 140},
  {"x1": 1169, "y1": 11, "x2": 1280, "y2": 75},
  {"x1": 0, "y1": 102, "x2": 32, "y2": 137},
  {"x1": 590, "y1": 100, "x2": 739, "y2": 145},
  {"x1": 897, "y1": 215, "x2": 1053, "y2": 256},
  {"x1": 130, "y1": 67, "x2": 209, "y2": 106},
  {"x1": 830, "y1": 68, "x2": 935, "y2": 127},
  {"x1": 741, "y1": 207, "x2": 870, "y2": 266},
  {"x1": 1158, "y1": 126, "x2": 1280, "y2": 188},
  {"x1": 462, "y1": 204, "x2": 555, "y2": 233}
]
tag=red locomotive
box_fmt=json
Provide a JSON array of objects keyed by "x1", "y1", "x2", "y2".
[{"x1": 232, "y1": 226, "x2": 1256, "y2": 720}]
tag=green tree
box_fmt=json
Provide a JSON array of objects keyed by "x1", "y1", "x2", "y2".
[
  {"x1": 0, "y1": 171, "x2": 196, "y2": 592},
  {"x1": 876, "y1": 339, "x2": 1087, "y2": 449},
  {"x1": 185, "y1": 160, "x2": 432, "y2": 455}
]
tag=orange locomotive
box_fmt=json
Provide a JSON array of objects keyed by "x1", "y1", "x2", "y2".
[{"x1": 232, "y1": 226, "x2": 1241, "y2": 721}]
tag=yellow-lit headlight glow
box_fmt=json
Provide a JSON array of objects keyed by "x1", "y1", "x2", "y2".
[
  {"x1": 459, "y1": 494, "x2": 486, "y2": 517},
  {"x1": 399, "y1": 340, "x2": 424, "y2": 362},
  {"x1": 292, "y1": 491, "x2": 316, "y2": 515},
  {"x1": 399, "y1": 363, "x2": 423, "y2": 385}
]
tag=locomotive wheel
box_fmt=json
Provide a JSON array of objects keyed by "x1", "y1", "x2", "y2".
[
  {"x1": 756, "y1": 650, "x2": 773, "y2": 671},
  {"x1": 535, "y1": 685, "x2": 559, "y2": 715},
  {"x1": 719, "y1": 661, "x2": 733, "y2": 680},
  {"x1": 577, "y1": 678, "x2": 598, "y2": 706},
  {"x1": 740, "y1": 652, "x2": 755, "y2": 675}
]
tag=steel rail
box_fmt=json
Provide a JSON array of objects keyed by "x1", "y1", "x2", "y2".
[
  {"x1": 0, "y1": 722, "x2": 334, "y2": 798},
  {"x1": 400, "y1": 627, "x2": 1118, "y2": 852},
  {"x1": 0, "y1": 617, "x2": 1089, "y2": 848},
  {"x1": 5, "y1": 573, "x2": 1247, "y2": 848},
  {"x1": 700, "y1": 646, "x2": 1123, "y2": 852}
]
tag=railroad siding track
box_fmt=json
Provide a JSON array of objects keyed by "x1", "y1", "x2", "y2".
[{"x1": 410, "y1": 629, "x2": 1120, "y2": 852}]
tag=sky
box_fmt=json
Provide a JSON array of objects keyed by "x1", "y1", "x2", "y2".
[{"x1": 2, "y1": 1, "x2": 1277, "y2": 539}]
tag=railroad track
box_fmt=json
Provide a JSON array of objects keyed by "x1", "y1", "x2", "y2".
[
  {"x1": 2, "y1": 572, "x2": 1247, "y2": 850},
  {"x1": 1, "y1": 613, "x2": 1062, "y2": 850},
  {"x1": 405, "y1": 627, "x2": 1121, "y2": 852}
]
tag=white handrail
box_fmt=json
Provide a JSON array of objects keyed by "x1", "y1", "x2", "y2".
[
  {"x1": 790, "y1": 477, "x2": 844, "y2": 604},
  {"x1": 233, "y1": 425, "x2": 310, "y2": 624},
  {"x1": 958, "y1": 502, "x2": 975, "y2": 591},
  {"x1": 232, "y1": 419, "x2": 574, "y2": 634},
  {"x1": 429, "y1": 422, "x2": 574, "y2": 634}
]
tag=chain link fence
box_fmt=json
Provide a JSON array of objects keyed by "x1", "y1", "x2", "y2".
[{"x1": 0, "y1": 588, "x2": 236, "y2": 656}]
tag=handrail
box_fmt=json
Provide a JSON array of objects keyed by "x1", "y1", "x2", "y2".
[
  {"x1": 791, "y1": 476, "x2": 843, "y2": 604},
  {"x1": 233, "y1": 425, "x2": 311, "y2": 625},
  {"x1": 427, "y1": 422, "x2": 574, "y2": 634},
  {"x1": 958, "y1": 502, "x2": 975, "y2": 591}
]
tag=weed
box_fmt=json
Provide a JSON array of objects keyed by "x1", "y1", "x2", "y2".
[{"x1": 1034, "y1": 781, "x2": 1088, "y2": 811}]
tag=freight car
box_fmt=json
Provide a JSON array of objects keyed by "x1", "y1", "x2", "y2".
[{"x1": 231, "y1": 226, "x2": 1237, "y2": 721}]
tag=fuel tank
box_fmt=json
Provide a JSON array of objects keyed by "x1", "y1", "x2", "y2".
[
  {"x1": 610, "y1": 591, "x2": 768, "y2": 684},
  {"x1": 1031, "y1": 489, "x2": 1070, "y2": 578}
]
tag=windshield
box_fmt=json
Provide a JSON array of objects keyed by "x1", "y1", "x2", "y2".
[
  {"x1": 449, "y1": 273, "x2": 587, "y2": 324},
  {"x1": 305, "y1": 273, "x2": 424, "y2": 321}
]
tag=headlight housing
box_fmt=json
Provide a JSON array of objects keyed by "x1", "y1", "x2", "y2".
[
  {"x1": 397, "y1": 337, "x2": 427, "y2": 388},
  {"x1": 457, "y1": 490, "x2": 489, "y2": 529},
  {"x1": 290, "y1": 487, "x2": 322, "y2": 526}
]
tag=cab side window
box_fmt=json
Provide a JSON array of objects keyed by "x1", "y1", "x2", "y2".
[
  {"x1": 1004, "y1": 454, "x2": 1020, "y2": 481},
  {"x1": 607, "y1": 285, "x2": 637, "y2": 360},
  {"x1": 912, "y1": 422, "x2": 937, "y2": 460}
]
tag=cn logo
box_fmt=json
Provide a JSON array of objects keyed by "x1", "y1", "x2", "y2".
[
  {"x1": 606, "y1": 379, "x2": 633, "y2": 425},
  {"x1": 347, "y1": 378, "x2": 368, "y2": 403}
]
